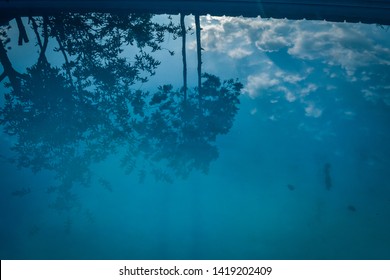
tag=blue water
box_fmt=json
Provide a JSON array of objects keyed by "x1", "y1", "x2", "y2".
[{"x1": 0, "y1": 14, "x2": 390, "y2": 259}]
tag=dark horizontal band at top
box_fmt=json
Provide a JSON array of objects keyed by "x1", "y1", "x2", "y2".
[{"x1": 0, "y1": 0, "x2": 390, "y2": 25}]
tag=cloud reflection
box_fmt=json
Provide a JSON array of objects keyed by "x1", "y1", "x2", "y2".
[{"x1": 196, "y1": 16, "x2": 390, "y2": 109}]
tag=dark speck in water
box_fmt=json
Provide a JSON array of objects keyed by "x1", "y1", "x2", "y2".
[
  {"x1": 347, "y1": 205, "x2": 356, "y2": 212},
  {"x1": 324, "y1": 163, "x2": 332, "y2": 190},
  {"x1": 11, "y1": 187, "x2": 31, "y2": 197},
  {"x1": 287, "y1": 184, "x2": 295, "y2": 191},
  {"x1": 28, "y1": 225, "x2": 40, "y2": 237}
]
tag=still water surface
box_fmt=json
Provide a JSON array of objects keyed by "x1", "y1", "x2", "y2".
[{"x1": 0, "y1": 12, "x2": 389, "y2": 259}]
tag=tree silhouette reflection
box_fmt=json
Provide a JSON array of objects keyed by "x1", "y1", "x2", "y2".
[
  {"x1": 123, "y1": 76, "x2": 242, "y2": 182},
  {"x1": 0, "y1": 13, "x2": 242, "y2": 212}
]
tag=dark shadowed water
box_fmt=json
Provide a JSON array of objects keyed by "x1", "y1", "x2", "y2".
[{"x1": 0, "y1": 12, "x2": 389, "y2": 259}]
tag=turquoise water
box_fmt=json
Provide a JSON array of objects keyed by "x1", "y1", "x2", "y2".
[{"x1": 0, "y1": 14, "x2": 390, "y2": 259}]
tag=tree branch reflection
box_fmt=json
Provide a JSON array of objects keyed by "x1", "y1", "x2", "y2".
[{"x1": 0, "y1": 13, "x2": 242, "y2": 213}]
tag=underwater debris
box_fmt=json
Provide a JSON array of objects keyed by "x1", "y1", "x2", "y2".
[
  {"x1": 347, "y1": 205, "x2": 357, "y2": 212},
  {"x1": 324, "y1": 163, "x2": 332, "y2": 190},
  {"x1": 11, "y1": 187, "x2": 31, "y2": 197},
  {"x1": 287, "y1": 184, "x2": 295, "y2": 191}
]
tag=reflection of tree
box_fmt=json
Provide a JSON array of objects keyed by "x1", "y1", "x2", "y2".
[
  {"x1": 0, "y1": 30, "x2": 26, "y2": 92},
  {"x1": 180, "y1": 13, "x2": 188, "y2": 101},
  {"x1": 121, "y1": 75, "x2": 242, "y2": 182},
  {"x1": 195, "y1": 15, "x2": 202, "y2": 95},
  {"x1": 1, "y1": 13, "x2": 179, "y2": 91},
  {"x1": 0, "y1": 13, "x2": 242, "y2": 212},
  {"x1": 179, "y1": 14, "x2": 203, "y2": 101}
]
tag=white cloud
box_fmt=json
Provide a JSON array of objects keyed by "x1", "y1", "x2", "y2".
[
  {"x1": 250, "y1": 107, "x2": 258, "y2": 115},
  {"x1": 304, "y1": 102, "x2": 323, "y2": 118},
  {"x1": 243, "y1": 63, "x2": 316, "y2": 102},
  {"x1": 343, "y1": 110, "x2": 356, "y2": 120},
  {"x1": 281, "y1": 73, "x2": 305, "y2": 84},
  {"x1": 255, "y1": 36, "x2": 289, "y2": 52},
  {"x1": 198, "y1": 16, "x2": 390, "y2": 81},
  {"x1": 301, "y1": 83, "x2": 318, "y2": 96},
  {"x1": 245, "y1": 72, "x2": 280, "y2": 97},
  {"x1": 286, "y1": 22, "x2": 390, "y2": 78},
  {"x1": 326, "y1": 85, "x2": 337, "y2": 91},
  {"x1": 285, "y1": 91, "x2": 297, "y2": 102},
  {"x1": 362, "y1": 86, "x2": 390, "y2": 105},
  {"x1": 227, "y1": 47, "x2": 253, "y2": 59},
  {"x1": 198, "y1": 16, "x2": 255, "y2": 58},
  {"x1": 269, "y1": 115, "x2": 277, "y2": 121},
  {"x1": 195, "y1": 15, "x2": 390, "y2": 106}
]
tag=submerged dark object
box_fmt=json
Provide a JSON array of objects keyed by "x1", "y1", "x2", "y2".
[
  {"x1": 11, "y1": 187, "x2": 31, "y2": 197},
  {"x1": 324, "y1": 163, "x2": 332, "y2": 190},
  {"x1": 347, "y1": 205, "x2": 357, "y2": 212},
  {"x1": 28, "y1": 225, "x2": 40, "y2": 236},
  {"x1": 287, "y1": 184, "x2": 295, "y2": 191}
]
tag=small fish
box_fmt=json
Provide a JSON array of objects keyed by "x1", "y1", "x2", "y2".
[
  {"x1": 287, "y1": 184, "x2": 295, "y2": 191},
  {"x1": 347, "y1": 205, "x2": 357, "y2": 212}
]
